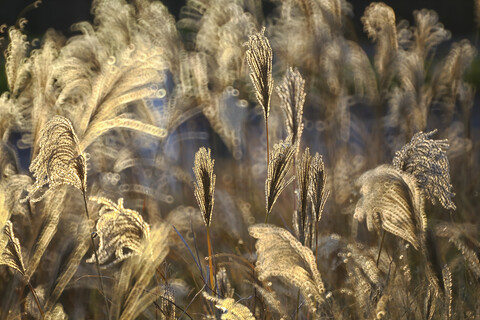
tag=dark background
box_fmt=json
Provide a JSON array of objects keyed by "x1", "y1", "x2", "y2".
[{"x1": 0, "y1": 0, "x2": 476, "y2": 38}]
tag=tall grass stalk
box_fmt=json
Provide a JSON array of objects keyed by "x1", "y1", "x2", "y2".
[
  {"x1": 27, "y1": 281, "x2": 44, "y2": 319},
  {"x1": 206, "y1": 226, "x2": 215, "y2": 293}
]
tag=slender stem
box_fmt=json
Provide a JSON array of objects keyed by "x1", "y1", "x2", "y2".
[
  {"x1": 251, "y1": 251, "x2": 257, "y2": 316},
  {"x1": 206, "y1": 226, "x2": 215, "y2": 294},
  {"x1": 27, "y1": 281, "x2": 44, "y2": 319},
  {"x1": 265, "y1": 118, "x2": 270, "y2": 166},
  {"x1": 377, "y1": 230, "x2": 386, "y2": 267},
  {"x1": 314, "y1": 222, "x2": 319, "y2": 262},
  {"x1": 82, "y1": 191, "x2": 111, "y2": 319},
  {"x1": 253, "y1": 287, "x2": 257, "y2": 318},
  {"x1": 264, "y1": 117, "x2": 271, "y2": 224},
  {"x1": 293, "y1": 159, "x2": 297, "y2": 216}
]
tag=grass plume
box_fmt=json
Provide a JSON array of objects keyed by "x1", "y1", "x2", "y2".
[
  {"x1": 393, "y1": 130, "x2": 456, "y2": 210},
  {"x1": 277, "y1": 67, "x2": 306, "y2": 154},
  {"x1": 87, "y1": 197, "x2": 150, "y2": 267},
  {"x1": 249, "y1": 224, "x2": 326, "y2": 314},
  {"x1": 24, "y1": 116, "x2": 86, "y2": 202},
  {"x1": 265, "y1": 138, "x2": 295, "y2": 223},
  {"x1": 354, "y1": 164, "x2": 426, "y2": 250},
  {"x1": 246, "y1": 27, "x2": 273, "y2": 165},
  {"x1": 193, "y1": 147, "x2": 216, "y2": 292}
]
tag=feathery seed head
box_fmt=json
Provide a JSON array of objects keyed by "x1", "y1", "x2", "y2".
[
  {"x1": 276, "y1": 67, "x2": 306, "y2": 153},
  {"x1": 5, "y1": 28, "x2": 29, "y2": 95},
  {"x1": 25, "y1": 116, "x2": 86, "y2": 202},
  {"x1": 266, "y1": 139, "x2": 295, "y2": 216},
  {"x1": 293, "y1": 148, "x2": 313, "y2": 244},
  {"x1": 249, "y1": 224, "x2": 326, "y2": 313},
  {"x1": 193, "y1": 147, "x2": 216, "y2": 227},
  {"x1": 203, "y1": 292, "x2": 255, "y2": 320},
  {"x1": 87, "y1": 197, "x2": 150, "y2": 266},
  {"x1": 245, "y1": 27, "x2": 273, "y2": 120},
  {"x1": 411, "y1": 9, "x2": 451, "y2": 59},
  {"x1": 393, "y1": 130, "x2": 456, "y2": 210},
  {"x1": 354, "y1": 164, "x2": 426, "y2": 250},
  {"x1": 362, "y1": 3, "x2": 397, "y2": 47},
  {"x1": 309, "y1": 152, "x2": 329, "y2": 223},
  {"x1": 294, "y1": 149, "x2": 329, "y2": 247},
  {"x1": 0, "y1": 220, "x2": 26, "y2": 277},
  {"x1": 362, "y1": 2, "x2": 398, "y2": 78}
]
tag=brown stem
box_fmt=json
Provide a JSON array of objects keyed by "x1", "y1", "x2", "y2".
[
  {"x1": 27, "y1": 281, "x2": 44, "y2": 319},
  {"x1": 293, "y1": 159, "x2": 297, "y2": 214},
  {"x1": 264, "y1": 117, "x2": 271, "y2": 224},
  {"x1": 206, "y1": 226, "x2": 215, "y2": 293},
  {"x1": 82, "y1": 191, "x2": 111, "y2": 319},
  {"x1": 315, "y1": 222, "x2": 319, "y2": 262},
  {"x1": 265, "y1": 117, "x2": 270, "y2": 166}
]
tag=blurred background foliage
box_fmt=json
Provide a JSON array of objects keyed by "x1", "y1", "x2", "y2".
[{"x1": 0, "y1": 0, "x2": 479, "y2": 89}]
